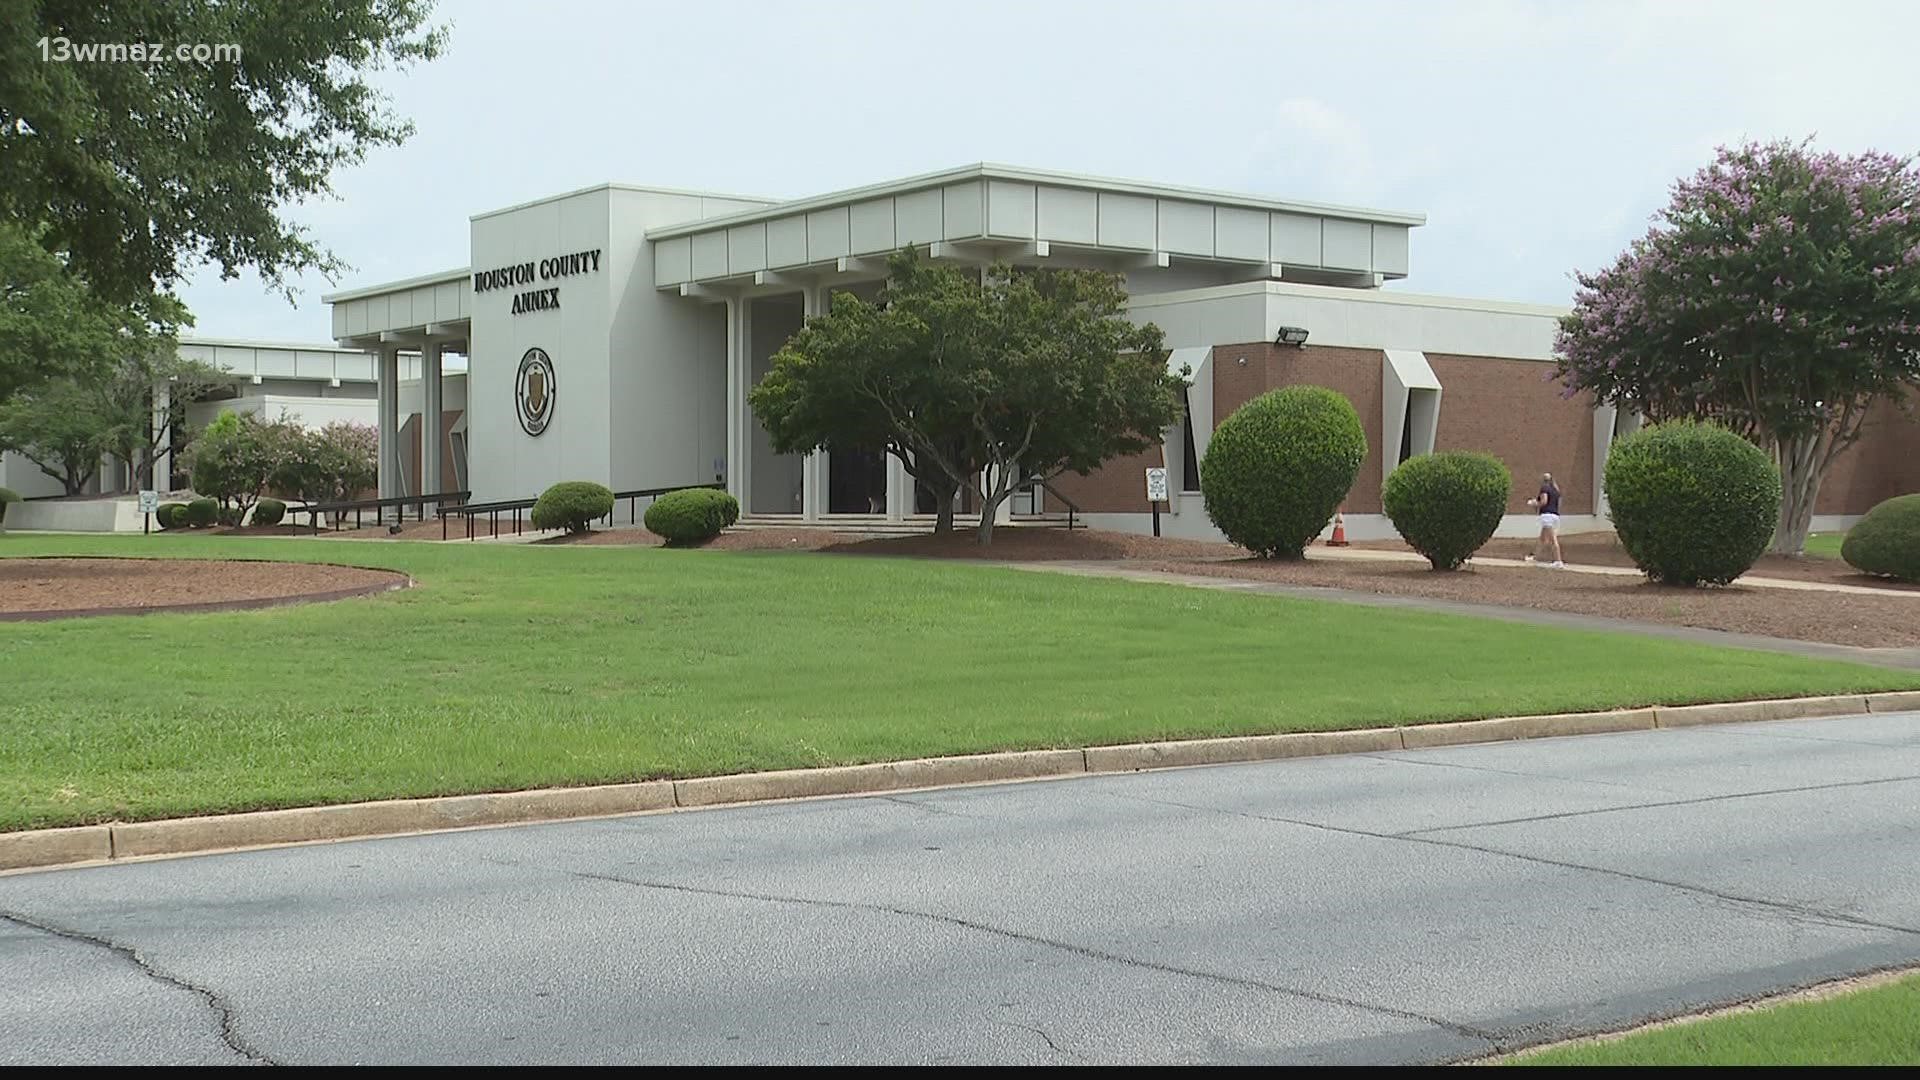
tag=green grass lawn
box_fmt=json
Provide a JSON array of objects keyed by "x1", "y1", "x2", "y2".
[
  {"x1": 1802, "y1": 532, "x2": 1846, "y2": 559},
  {"x1": 1511, "y1": 972, "x2": 1920, "y2": 1065},
  {"x1": 3, "y1": 533, "x2": 1914, "y2": 832}
]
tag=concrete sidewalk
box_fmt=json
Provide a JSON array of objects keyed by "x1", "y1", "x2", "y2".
[{"x1": 1307, "y1": 544, "x2": 1916, "y2": 597}]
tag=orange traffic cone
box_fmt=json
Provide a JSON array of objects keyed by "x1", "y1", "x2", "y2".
[{"x1": 1328, "y1": 511, "x2": 1349, "y2": 547}]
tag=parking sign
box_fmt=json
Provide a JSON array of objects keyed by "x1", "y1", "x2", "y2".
[{"x1": 1145, "y1": 467, "x2": 1169, "y2": 503}]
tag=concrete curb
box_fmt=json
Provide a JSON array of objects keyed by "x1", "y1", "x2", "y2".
[{"x1": 2, "y1": 692, "x2": 1914, "y2": 873}]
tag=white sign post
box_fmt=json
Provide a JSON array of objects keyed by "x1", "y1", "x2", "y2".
[
  {"x1": 1144, "y1": 468, "x2": 1169, "y2": 503},
  {"x1": 138, "y1": 489, "x2": 159, "y2": 534},
  {"x1": 1144, "y1": 467, "x2": 1169, "y2": 536}
]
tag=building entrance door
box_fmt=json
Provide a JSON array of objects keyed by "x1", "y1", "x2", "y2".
[{"x1": 828, "y1": 448, "x2": 888, "y2": 514}]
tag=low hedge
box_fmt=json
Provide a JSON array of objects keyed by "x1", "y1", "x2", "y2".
[
  {"x1": 1841, "y1": 493, "x2": 1920, "y2": 582},
  {"x1": 154, "y1": 502, "x2": 188, "y2": 529},
  {"x1": 252, "y1": 497, "x2": 287, "y2": 527},
  {"x1": 644, "y1": 487, "x2": 740, "y2": 546},
  {"x1": 1200, "y1": 385, "x2": 1367, "y2": 558},
  {"x1": 530, "y1": 481, "x2": 615, "y2": 535},
  {"x1": 184, "y1": 497, "x2": 219, "y2": 528},
  {"x1": 1383, "y1": 452, "x2": 1512, "y2": 570},
  {"x1": 0, "y1": 486, "x2": 19, "y2": 525},
  {"x1": 1604, "y1": 421, "x2": 1780, "y2": 586}
]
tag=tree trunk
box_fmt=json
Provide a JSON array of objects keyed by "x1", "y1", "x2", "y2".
[
  {"x1": 974, "y1": 465, "x2": 1017, "y2": 547},
  {"x1": 1770, "y1": 433, "x2": 1823, "y2": 556},
  {"x1": 934, "y1": 499, "x2": 954, "y2": 534}
]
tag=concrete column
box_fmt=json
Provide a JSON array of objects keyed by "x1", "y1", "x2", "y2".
[
  {"x1": 151, "y1": 381, "x2": 171, "y2": 491},
  {"x1": 377, "y1": 345, "x2": 401, "y2": 498},
  {"x1": 724, "y1": 296, "x2": 743, "y2": 505},
  {"x1": 800, "y1": 285, "x2": 824, "y2": 521},
  {"x1": 1591, "y1": 404, "x2": 1617, "y2": 520},
  {"x1": 885, "y1": 454, "x2": 910, "y2": 522},
  {"x1": 421, "y1": 339, "x2": 444, "y2": 496}
]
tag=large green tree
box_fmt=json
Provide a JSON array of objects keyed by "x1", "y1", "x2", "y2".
[
  {"x1": 1557, "y1": 140, "x2": 1920, "y2": 555},
  {"x1": 0, "y1": 377, "x2": 110, "y2": 494},
  {"x1": 0, "y1": 221, "x2": 183, "y2": 403},
  {"x1": 752, "y1": 249, "x2": 1183, "y2": 545},
  {"x1": 0, "y1": 0, "x2": 445, "y2": 305},
  {"x1": 96, "y1": 348, "x2": 227, "y2": 491}
]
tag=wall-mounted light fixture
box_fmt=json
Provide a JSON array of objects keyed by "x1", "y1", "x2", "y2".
[
  {"x1": 250, "y1": 374, "x2": 264, "y2": 385},
  {"x1": 1275, "y1": 326, "x2": 1310, "y2": 348}
]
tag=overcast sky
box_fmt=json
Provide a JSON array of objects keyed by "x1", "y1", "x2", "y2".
[{"x1": 178, "y1": 0, "x2": 1920, "y2": 342}]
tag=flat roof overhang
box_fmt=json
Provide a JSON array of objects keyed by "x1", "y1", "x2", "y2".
[
  {"x1": 650, "y1": 163, "x2": 1423, "y2": 293},
  {"x1": 322, "y1": 267, "x2": 473, "y2": 348}
]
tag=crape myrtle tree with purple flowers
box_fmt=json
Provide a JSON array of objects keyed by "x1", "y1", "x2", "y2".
[{"x1": 1555, "y1": 140, "x2": 1920, "y2": 556}]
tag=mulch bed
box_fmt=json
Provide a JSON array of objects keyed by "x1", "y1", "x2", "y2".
[
  {"x1": 1353, "y1": 532, "x2": 1919, "y2": 592},
  {"x1": 540, "y1": 526, "x2": 855, "y2": 551},
  {"x1": 315, "y1": 519, "x2": 458, "y2": 541},
  {"x1": 823, "y1": 528, "x2": 1238, "y2": 561},
  {"x1": 0, "y1": 557, "x2": 407, "y2": 619},
  {"x1": 530, "y1": 525, "x2": 1236, "y2": 559},
  {"x1": 1132, "y1": 556, "x2": 1920, "y2": 649}
]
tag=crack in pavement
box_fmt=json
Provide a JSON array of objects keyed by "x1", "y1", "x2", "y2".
[
  {"x1": 872, "y1": 794, "x2": 979, "y2": 820},
  {"x1": 1678, "y1": 724, "x2": 1920, "y2": 751},
  {"x1": 995, "y1": 1018, "x2": 1071, "y2": 1057},
  {"x1": 1105, "y1": 791, "x2": 1920, "y2": 941},
  {"x1": 479, "y1": 856, "x2": 1498, "y2": 1049},
  {"x1": 1351, "y1": 752, "x2": 1681, "y2": 796},
  {"x1": 0, "y1": 909, "x2": 278, "y2": 1066},
  {"x1": 1394, "y1": 773, "x2": 1920, "y2": 838}
]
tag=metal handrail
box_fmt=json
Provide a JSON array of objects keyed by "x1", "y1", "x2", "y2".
[
  {"x1": 304, "y1": 490, "x2": 470, "y2": 534},
  {"x1": 605, "y1": 482, "x2": 725, "y2": 527},
  {"x1": 437, "y1": 497, "x2": 537, "y2": 541},
  {"x1": 1034, "y1": 477, "x2": 1081, "y2": 530}
]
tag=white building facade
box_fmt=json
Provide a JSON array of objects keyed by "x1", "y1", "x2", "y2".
[
  {"x1": 317, "y1": 163, "x2": 1916, "y2": 536},
  {"x1": 322, "y1": 165, "x2": 1460, "y2": 526}
]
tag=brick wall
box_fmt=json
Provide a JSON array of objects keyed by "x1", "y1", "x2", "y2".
[
  {"x1": 1426, "y1": 354, "x2": 1597, "y2": 515},
  {"x1": 1051, "y1": 346, "x2": 1918, "y2": 521},
  {"x1": 1817, "y1": 392, "x2": 1920, "y2": 514},
  {"x1": 1213, "y1": 343, "x2": 1387, "y2": 510},
  {"x1": 1047, "y1": 445, "x2": 1165, "y2": 514}
]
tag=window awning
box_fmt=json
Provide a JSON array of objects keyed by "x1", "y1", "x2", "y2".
[
  {"x1": 1383, "y1": 348, "x2": 1441, "y2": 391},
  {"x1": 1167, "y1": 346, "x2": 1211, "y2": 379}
]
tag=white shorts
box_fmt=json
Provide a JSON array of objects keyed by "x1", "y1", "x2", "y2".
[{"x1": 1539, "y1": 513, "x2": 1561, "y2": 531}]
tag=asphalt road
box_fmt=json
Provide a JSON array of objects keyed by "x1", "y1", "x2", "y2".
[{"x1": 4, "y1": 711, "x2": 1919, "y2": 1065}]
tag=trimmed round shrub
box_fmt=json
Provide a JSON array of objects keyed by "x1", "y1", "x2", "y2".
[
  {"x1": 252, "y1": 497, "x2": 287, "y2": 527},
  {"x1": 184, "y1": 497, "x2": 219, "y2": 528},
  {"x1": 0, "y1": 486, "x2": 19, "y2": 525},
  {"x1": 1841, "y1": 493, "x2": 1920, "y2": 582},
  {"x1": 1383, "y1": 452, "x2": 1512, "y2": 571},
  {"x1": 1201, "y1": 385, "x2": 1366, "y2": 558},
  {"x1": 1604, "y1": 421, "x2": 1780, "y2": 586},
  {"x1": 154, "y1": 502, "x2": 187, "y2": 529},
  {"x1": 644, "y1": 488, "x2": 741, "y2": 547},
  {"x1": 530, "y1": 480, "x2": 615, "y2": 535}
]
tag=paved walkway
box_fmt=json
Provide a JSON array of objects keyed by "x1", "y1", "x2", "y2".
[
  {"x1": 997, "y1": 560, "x2": 1920, "y2": 671},
  {"x1": 3, "y1": 712, "x2": 1916, "y2": 1065},
  {"x1": 1309, "y1": 544, "x2": 1916, "y2": 597}
]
